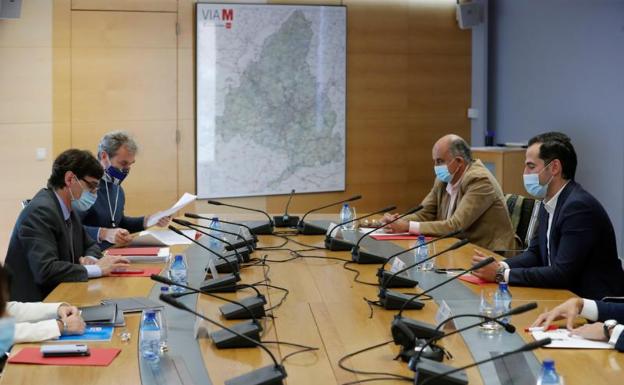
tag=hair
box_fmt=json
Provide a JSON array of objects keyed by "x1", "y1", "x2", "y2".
[
  {"x1": 528, "y1": 132, "x2": 577, "y2": 180},
  {"x1": 97, "y1": 131, "x2": 139, "y2": 160},
  {"x1": 449, "y1": 136, "x2": 473, "y2": 163},
  {"x1": 47, "y1": 149, "x2": 104, "y2": 189},
  {"x1": 0, "y1": 265, "x2": 10, "y2": 315}
]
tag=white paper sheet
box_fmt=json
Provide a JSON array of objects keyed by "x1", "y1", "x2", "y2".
[
  {"x1": 129, "y1": 229, "x2": 197, "y2": 247},
  {"x1": 532, "y1": 329, "x2": 613, "y2": 349},
  {"x1": 358, "y1": 227, "x2": 411, "y2": 237},
  {"x1": 146, "y1": 192, "x2": 197, "y2": 227}
]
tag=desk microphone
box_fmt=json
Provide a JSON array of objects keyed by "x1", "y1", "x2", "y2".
[
  {"x1": 324, "y1": 205, "x2": 396, "y2": 251},
  {"x1": 184, "y1": 213, "x2": 257, "y2": 248},
  {"x1": 297, "y1": 195, "x2": 362, "y2": 235},
  {"x1": 414, "y1": 338, "x2": 552, "y2": 385},
  {"x1": 377, "y1": 229, "x2": 462, "y2": 288},
  {"x1": 168, "y1": 225, "x2": 240, "y2": 292},
  {"x1": 351, "y1": 205, "x2": 423, "y2": 264},
  {"x1": 207, "y1": 200, "x2": 274, "y2": 235},
  {"x1": 159, "y1": 294, "x2": 287, "y2": 385},
  {"x1": 173, "y1": 218, "x2": 251, "y2": 262},
  {"x1": 273, "y1": 189, "x2": 299, "y2": 227}
]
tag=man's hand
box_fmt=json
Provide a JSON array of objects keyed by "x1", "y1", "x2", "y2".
[
  {"x1": 95, "y1": 255, "x2": 131, "y2": 276},
  {"x1": 100, "y1": 227, "x2": 132, "y2": 245},
  {"x1": 144, "y1": 215, "x2": 172, "y2": 228},
  {"x1": 531, "y1": 298, "x2": 584, "y2": 330},
  {"x1": 572, "y1": 322, "x2": 606, "y2": 341},
  {"x1": 57, "y1": 304, "x2": 80, "y2": 319},
  {"x1": 78, "y1": 256, "x2": 97, "y2": 265},
  {"x1": 470, "y1": 249, "x2": 500, "y2": 282},
  {"x1": 57, "y1": 314, "x2": 86, "y2": 336},
  {"x1": 380, "y1": 213, "x2": 409, "y2": 233}
]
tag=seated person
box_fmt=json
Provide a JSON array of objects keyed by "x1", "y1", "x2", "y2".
[
  {"x1": 382, "y1": 134, "x2": 519, "y2": 251},
  {"x1": 532, "y1": 297, "x2": 624, "y2": 351},
  {"x1": 4, "y1": 149, "x2": 129, "y2": 302},
  {"x1": 78, "y1": 131, "x2": 170, "y2": 250},
  {"x1": 472, "y1": 132, "x2": 624, "y2": 299}
]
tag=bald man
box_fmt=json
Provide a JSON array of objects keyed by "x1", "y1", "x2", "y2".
[{"x1": 383, "y1": 134, "x2": 519, "y2": 251}]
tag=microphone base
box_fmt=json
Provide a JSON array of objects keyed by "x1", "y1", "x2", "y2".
[
  {"x1": 392, "y1": 316, "x2": 444, "y2": 347},
  {"x1": 412, "y1": 358, "x2": 468, "y2": 385},
  {"x1": 220, "y1": 295, "x2": 267, "y2": 320},
  {"x1": 297, "y1": 221, "x2": 326, "y2": 235},
  {"x1": 273, "y1": 215, "x2": 300, "y2": 228},
  {"x1": 225, "y1": 240, "x2": 256, "y2": 251},
  {"x1": 211, "y1": 256, "x2": 240, "y2": 274},
  {"x1": 200, "y1": 274, "x2": 240, "y2": 293},
  {"x1": 225, "y1": 364, "x2": 287, "y2": 385},
  {"x1": 225, "y1": 249, "x2": 251, "y2": 263},
  {"x1": 325, "y1": 237, "x2": 353, "y2": 251},
  {"x1": 211, "y1": 320, "x2": 263, "y2": 349},
  {"x1": 250, "y1": 222, "x2": 274, "y2": 235},
  {"x1": 379, "y1": 289, "x2": 425, "y2": 310},
  {"x1": 351, "y1": 248, "x2": 387, "y2": 264},
  {"x1": 378, "y1": 269, "x2": 418, "y2": 288},
  {"x1": 399, "y1": 342, "x2": 445, "y2": 363}
]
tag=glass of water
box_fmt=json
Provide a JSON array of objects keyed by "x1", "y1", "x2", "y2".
[{"x1": 479, "y1": 289, "x2": 502, "y2": 333}]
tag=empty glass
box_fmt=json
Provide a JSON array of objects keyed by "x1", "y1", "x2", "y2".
[{"x1": 479, "y1": 289, "x2": 502, "y2": 333}]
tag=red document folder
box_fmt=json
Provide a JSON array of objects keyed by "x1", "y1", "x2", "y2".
[
  {"x1": 110, "y1": 267, "x2": 163, "y2": 277},
  {"x1": 106, "y1": 247, "x2": 161, "y2": 256},
  {"x1": 458, "y1": 274, "x2": 489, "y2": 285},
  {"x1": 8, "y1": 347, "x2": 121, "y2": 366}
]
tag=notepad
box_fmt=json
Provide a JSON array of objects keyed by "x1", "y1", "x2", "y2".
[
  {"x1": 128, "y1": 229, "x2": 197, "y2": 247},
  {"x1": 8, "y1": 347, "x2": 121, "y2": 366}
]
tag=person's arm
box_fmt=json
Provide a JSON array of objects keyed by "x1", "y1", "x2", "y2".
[
  {"x1": 507, "y1": 200, "x2": 594, "y2": 288},
  {"x1": 403, "y1": 183, "x2": 441, "y2": 226},
  {"x1": 6, "y1": 302, "x2": 62, "y2": 322},
  {"x1": 82, "y1": 225, "x2": 103, "y2": 260},
  {"x1": 19, "y1": 206, "x2": 88, "y2": 285},
  {"x1": 417, "y1": 175, "x2": 495, "y2": 236},
  {"x1": 14, "y1": 320, "x2": 62, "y2": 343},
  {"x1": 120, "y1": 215, "x2": 145, "y2": 233},
  {"x1": 82, "y1": 225, "x2": 100, "y2": 243}
]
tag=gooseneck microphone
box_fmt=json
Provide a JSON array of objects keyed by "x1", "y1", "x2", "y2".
[
  {"x1": 168, "y1": 225, "x2": 240, "y2": 292},
  {"x1": 184, "y1": 213, "x2": 258, "y2": 247},
  {"x1": 207, "y1": 200, "x2": 274, "y2": 235},
  {"x1": 273, "y1": 189, "x2": 299, "y2": 227},
  {"x1": 173, "y1": 218, "x2": 251, "y2": 262},
  {"x1": 297, "y1": 195, "x2": 362, "y2": 235},
  {"x1": 415, "y1": 338, "x2": 552, "y2": 385},
  {"x1": 324, "y1": 205, "x2": 397, "y2": 251},
  {"x1": 377, "y1": 229, "x2": 463, "y2": 288},
  {"x1": 351, "y1": 205, "x2": 424, "y2": 264},
  {"x1": 159, "y1": 294, "x2": 287, "y2": 385}
]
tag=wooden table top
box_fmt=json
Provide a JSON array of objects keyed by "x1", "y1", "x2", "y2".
[{"x1": 1, "y1": 220, "x2": 621, "y2": 385}]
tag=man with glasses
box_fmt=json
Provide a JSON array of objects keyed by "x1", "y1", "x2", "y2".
[
  {"x1": 4, "y1": 149, "x2": 129, "y2": 302},
  {"x1": 471, "y1": 132, "x2": 624, "y2": 299}
]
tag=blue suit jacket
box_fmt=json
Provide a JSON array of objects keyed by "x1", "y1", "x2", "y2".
[
  {"x1": 596, "y1": 301, "x2": 624, "y2": 351},
  {"x1": 506, "y1": 181, "x2": 624, "y2": 300},
  {"x1": 78, "y1": 181, "x2": 144, "y2": 250}
]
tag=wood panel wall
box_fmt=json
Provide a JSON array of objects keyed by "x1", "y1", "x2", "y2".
[{"x1": 50, "y1": 0, "x2": 470, "y2": 220}]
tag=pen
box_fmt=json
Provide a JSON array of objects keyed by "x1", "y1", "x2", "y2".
[{"x1": 524, "y1": 325, "x2": 559, "y2": 332}]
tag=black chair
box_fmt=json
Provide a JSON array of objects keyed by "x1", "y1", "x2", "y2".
[{"x1": 505, "y1": 193, "x2": 540, "y2": 250}]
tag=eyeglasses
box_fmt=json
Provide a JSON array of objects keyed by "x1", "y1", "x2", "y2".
[{"x1": 80, "y1": 178, "x2": 100, "y2": 193}]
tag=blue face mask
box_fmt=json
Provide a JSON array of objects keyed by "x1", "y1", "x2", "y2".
[
  {"x1": 70, "y1": 178, "x2": 98, "y2": 212},
  {"x1": 104, "y1": 165, "x2": 129, "y2": 185},
  {"x1": 0, "y1": 317, "x2": 16, "y2": 355},
  {"x1": 434, "y1": 158, "x2": 457, "y2": 183},
  {"x1": 523, "y1": 163, "x2": 553, "y2": 199}
]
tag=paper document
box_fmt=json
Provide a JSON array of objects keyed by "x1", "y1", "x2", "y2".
[
  {"x1": 532, "y1": 329, "x2": 613, "y2": 349},
  {"x1": 146, "y1": 192, "x2": 196, "y2": 227},
  {"x1": 359, "y1": 228, "x2": 411, "y2": 237},
  {"x1": 129, "y1": 229, "x2": 197, "y2": 247}
]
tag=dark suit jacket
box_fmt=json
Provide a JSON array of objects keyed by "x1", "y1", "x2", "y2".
[
  {"x1": 4, "y1": 188, "x2": 103, "y2": 302},
  {"x1": 79, "y1": 181, "x2": 144, "y2": 250},
  {"x1": 596, "y1": 301, "x2": 624, "y2": 351},
  {"x1": 506, "y1": 181, "x2": 624, "y2": 300}
]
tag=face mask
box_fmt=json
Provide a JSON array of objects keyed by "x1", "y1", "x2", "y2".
[
  {"x1": 0, "y1": 317, "x2": 15, "y2": 355},
  {"x1": 104, "y1": 165, "x2": 129, "y2": 185},
  {"x1": 523, "y1": 163, "x2": 553, "y2": 199},
  {"x1": 70, "y1": 178, "x2": 98, "y2": 212},
  {"x1": 434, "y1": 158, "x2": 457, "y2": 183}
]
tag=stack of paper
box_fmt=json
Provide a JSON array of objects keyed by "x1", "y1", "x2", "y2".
[
  {"x1": 106, "y1": 247, "x2": 170, "y2": 263},
  {"x1": 129, "y1": 229, "x2": 197, "y2": 247}
]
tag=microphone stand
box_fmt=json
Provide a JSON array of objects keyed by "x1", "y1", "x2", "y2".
[
  {"x1": 207, "y1": 200, "x2": 274, "y2": 235},
  {"x1": 324, "y1": 205, "x2": 396, "y2": 251},
  {"x1": 297, "y1": 195, "x2": 362, "y2": 235},
  {"x1": 185, "y1": 212, "x2": 258, "y2": 246},
  {"x1": 273, "y1": 189, "x2": 300, "y2": 227}
]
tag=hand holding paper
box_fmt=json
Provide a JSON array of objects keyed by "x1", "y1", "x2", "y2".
[{"x1": 146, "y1": 192, "x2": 196, "y2": 227}]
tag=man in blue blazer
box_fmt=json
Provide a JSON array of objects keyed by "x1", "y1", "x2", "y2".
[
  {"x1": 78, "y1": 131, "x2": 170, "y2": 250},
  {"x1": 532, "y1": 297, "x2": 624, "y2": 351},
  {"x1": 472, "y1": 132, "x2": 624, "y2": 300}
]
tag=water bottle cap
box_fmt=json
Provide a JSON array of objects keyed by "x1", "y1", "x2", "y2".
[
  {"x1": 160, "y1": 286, "x2": 169, "y2": 292},
  {"x1": 174, "y1": 254, "x2": 184, "y2": 262},
  {"x1": 498, "y1": 282, "x2": 508, "y2": 290},
  {"x1": 418, "y1": 235, "x2": 426, "y2": 241},
  {"x1": 542, "y1": 359, "x2": 555, "y2": 369},
  {"x1": 343, "y1": 203, "x2": 349, "y2": 208},
  {"x1": 145, "y1": 310, "x2": 157, "y2": 318}
]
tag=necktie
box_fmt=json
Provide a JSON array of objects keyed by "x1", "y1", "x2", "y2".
[{"x1": 66, "y1": 217, "x2": 75, "y2": 263}]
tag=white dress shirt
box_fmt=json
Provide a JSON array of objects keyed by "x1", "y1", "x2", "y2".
[{"x1": 580, "y1": 299, "x2": 624, "y2": 346}]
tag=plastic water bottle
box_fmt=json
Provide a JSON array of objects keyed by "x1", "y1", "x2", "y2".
[
  {"x1": 209, "y1": 217, "x2": 223, "y2": 250},
  {"x1": 415, "y1": 235, "x2": 429, "y2": 271},
  {"x1": 340, "y1": 203, "x2": 353, "y2": 230},
  {"x1": 140, "y1": 311, "x2": 161, "y2": 363},
  {"x1": 169, "y1": 254, "x2": 187, "y2": 293},
  {"x1": 494, "y1": 282, "x2": 512, "y2": 324},
  {"x1": 536, "y1": 360, "x2": 563, "y2": 385}
]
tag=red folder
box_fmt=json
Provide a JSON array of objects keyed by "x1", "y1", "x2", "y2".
[
  {"x1": 370, "y1": 234, "x2": 419, "y2": 241},
  {"x1": 8, "y1": 347, "x2": 121, "y2": 366},
  {"x1": 110, "y1": 267, "x2": 163, "y2": 277},
  {"x1": 106, "y1": 247, "x2": 161, "y2": 256},
  {"x1": 458, "y1": 274, "x2": 489, "y2": 286}
]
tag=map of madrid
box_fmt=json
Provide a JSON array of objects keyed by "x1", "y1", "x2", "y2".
[{"x1": 196, "y1": 4, "x2": 346, "y2": 198}]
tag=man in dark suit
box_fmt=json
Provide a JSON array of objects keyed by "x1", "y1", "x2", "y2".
[
  {"x1": 532, "y1": 297, "x2": 624, "y2": 352},
  {"x1": 471, "y1": 132, "x2": 624, "y2": 300},
  {"x1": 5, "y1": 149, "x2": 129, "y2": 302}
]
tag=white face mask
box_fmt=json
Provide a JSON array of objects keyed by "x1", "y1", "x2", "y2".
[{"x1": 69, "y1": 177, "x2": 98, "y2": 212}]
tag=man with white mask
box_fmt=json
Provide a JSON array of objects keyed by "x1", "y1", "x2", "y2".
[
  {"x1": 78, "y1": 131, "x2": 170, "y2": 250},
  {"x1": 472, "y1": 132, "x2": 624, "y2": 300},
  {"x1": 4, "y1": 149, "x2": 129, "y2": 302},
  {"x1": 382, "y1": 134, "x2": 518, "y2": 251}
]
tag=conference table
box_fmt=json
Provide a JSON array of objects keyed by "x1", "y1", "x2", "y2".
[{"x1": 1, "y1": 214, "x2": 622, "y2": 385}]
